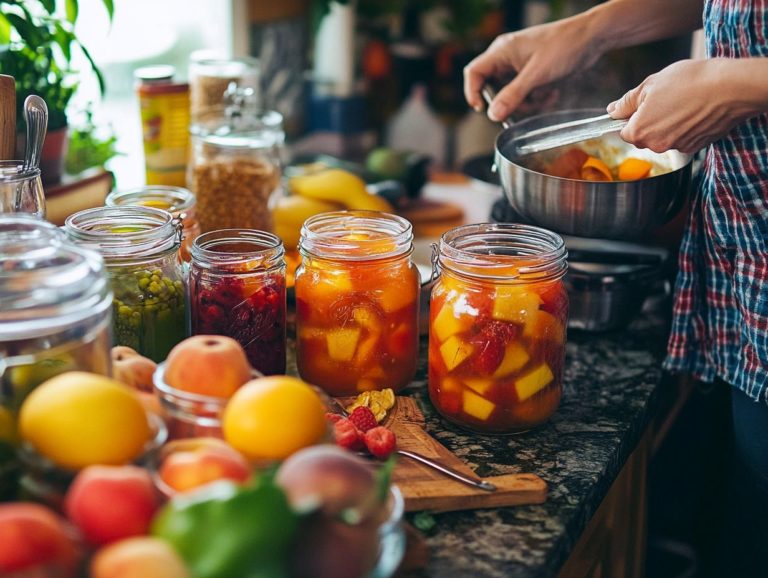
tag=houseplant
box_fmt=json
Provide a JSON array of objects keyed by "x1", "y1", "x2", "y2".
[{"x1": 0, "y1": 0, "x2": 113, "y2": 182}]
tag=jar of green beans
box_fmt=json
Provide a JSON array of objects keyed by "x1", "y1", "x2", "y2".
[{"x1": 64, "y1": 206, "x2": 188, "y2": 362}]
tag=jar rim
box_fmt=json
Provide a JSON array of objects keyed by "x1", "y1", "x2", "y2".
[
  {"x1": 438, "y1": 223, "x2": 568, "y2": 281},
  {"x1": 0, "y1": 160, "x2": 41, "y2": 183},
  {"x1": 299, "y1": 210, "x2": 413, "y2": 262},
  {"x1": 191, "y1": 229, "x2": 284, "y2": 269},
  {"x1": 64, "y1": 206, "x2": 181, "y2": 260},
  {"x1": 106, "y1": 186, "x2": 196, "y2": 214}
]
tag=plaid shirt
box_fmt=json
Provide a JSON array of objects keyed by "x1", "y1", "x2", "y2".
[{"x1": 664, "y1": 0, "x2": 768, "y2": 401}]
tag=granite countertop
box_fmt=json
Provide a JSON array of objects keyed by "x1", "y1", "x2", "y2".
[{"x1": 405, "y1": 311, "x2": 670, "y2": 578}]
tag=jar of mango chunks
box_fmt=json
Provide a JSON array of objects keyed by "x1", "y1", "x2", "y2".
[
  {"x1": 64, "y1": 206, "x2": 188, "y2": 363},
  {"x1": 190, "y1": 230, "x2": 287, "y2": 375},
  {"x1": 106, "y1": 186, "x2": 201, "y2": 262},
  {"x1": 295, "y1": 211, "x2": 420, "y2": 396},
  {"x1": 428, "y1": 223, "x2": 568, "y2": 434}
]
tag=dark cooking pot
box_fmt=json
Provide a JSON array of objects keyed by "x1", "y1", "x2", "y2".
[{"x1": 489, "y1": 104, "x2": 693, "y2": 240}]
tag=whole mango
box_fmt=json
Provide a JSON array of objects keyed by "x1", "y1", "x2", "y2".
[
  {"x1": 289, "y1": 169, "x2": 394, "y2": 214},
  {"x1": 272, "y1": 195, "x2": 343, "y2": 249}
]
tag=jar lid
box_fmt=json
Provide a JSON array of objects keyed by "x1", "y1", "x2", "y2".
[
  {"x1": 135, "y1": 64, "x2": 176, "y2": 83},
  {"x1": 0, "y1": 215, "x2": 112, "y2": 340}
]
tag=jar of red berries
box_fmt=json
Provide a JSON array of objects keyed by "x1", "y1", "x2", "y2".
[{"x1": 189, "y1": 229, "x2": 286, "y2": 375}]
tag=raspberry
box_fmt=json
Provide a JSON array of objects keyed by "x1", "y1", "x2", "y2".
[
  {"x1": 363, "y1": 426, "x2": 396, "y2": 459},
  {"x1": 348, "y1": 406, "x2": 378, "y2": 433},
  {"x1": 333, "y1": 418, "x2": 363, "y2": 451},
  {"x1": 325, "y1": 412, "x2": 344, "y2": 424}
]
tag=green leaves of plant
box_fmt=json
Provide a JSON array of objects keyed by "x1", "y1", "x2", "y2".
[{"x1": 65, "y1": 0, "x2": 78, "y2": 24}]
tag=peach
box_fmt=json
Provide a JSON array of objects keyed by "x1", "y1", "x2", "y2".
[
  {"x1": 158, "y1": 438, "x2": 251, "y2": 493},
  {"x1": 91, "y1": 536, "x2": 190, "y2": 578},
  {"x1": 112, "y1": 346, "x2": 157, "y2": 393},
  {"x1": 275, "y1": 445, "x2": 379, "y2": 521},
  {"x1": 0, "y1": 502, "x2": 81, "y2": 578},
  {"x1": 164, "y1": 336, "x2": 251, "y2": 397},
  {"x1": 64, "y1": 465, "x2": 160, "y2": 546}
]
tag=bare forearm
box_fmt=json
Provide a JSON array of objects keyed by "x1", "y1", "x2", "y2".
[
  {"x1": 719, "y1": 57, "x2": 768, "y2": 117},
  {"x1": 583, "y1": 0, "x2": 704, "y2": 54}
]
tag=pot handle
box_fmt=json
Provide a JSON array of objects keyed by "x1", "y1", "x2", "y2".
[{"x1": 481, "y1": 85, "x2": 513, "y2": 130}]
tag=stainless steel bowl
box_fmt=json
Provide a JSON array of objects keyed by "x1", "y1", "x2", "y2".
[{"x1": 493, "y1": 109, "x2": 693, "y2": 240}]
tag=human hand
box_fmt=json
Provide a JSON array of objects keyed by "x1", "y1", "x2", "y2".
[
  {"x1": 608, "y1": 59, "x2": 764, "y2": 154},
  {"x1": 463, "y1": 14, "x2": 602, "y2": 122}
]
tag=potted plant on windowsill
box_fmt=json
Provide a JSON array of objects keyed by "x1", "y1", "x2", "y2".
[{"x1": 0, "y1": 0, "x2": 113, "y2": 184}]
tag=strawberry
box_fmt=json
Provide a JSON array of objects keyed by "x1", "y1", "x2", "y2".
[
  {"x1": 348, "y1": 406, "x2": 378, "y2": 433},
  {"x1": 333, "y1": 418, "x2": 363, "y2": 451},
  {"x1": 363, "y1": 426, "x2": 396, "y2": 459}
]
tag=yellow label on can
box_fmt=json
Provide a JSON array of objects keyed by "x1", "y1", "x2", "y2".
[{"x1": 139, "y1": 90, "x2": 190, "y2": 187}]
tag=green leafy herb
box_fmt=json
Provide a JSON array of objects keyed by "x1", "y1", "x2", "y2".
[
  {"x1": 65, "y1": 105, "x2": 121, "y2": 175},
  {"x1": 410, "y1": 511, "x2": 438, "y2": 533}
]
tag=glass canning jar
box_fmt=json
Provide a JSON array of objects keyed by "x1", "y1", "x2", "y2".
[
  {"x1": 0, "y1": 215, "x2": 112, "y2": 413},
  {"x1": 428, "y1": 223, "x2": 568, "y2": 434},
  {"x1": 64, "y1": 206, "x2": 188, "y2": 363},
  {"x1": 189, "y1": 56, "x2": 260, "y2": 128},
  {"x1": 106, "y1": 185, "x2": 201, "y2": 263},
  {"x1": 189, "y1": 110, "x2": 283, "y2": 234},
  {"x1": 0, "y1": 161, "x2": 45, "y2": 218},
  {"x1": 295, "y1": 211, "x2": 420, "y2": 396},
  {"x1": 190, "y1": 229, "x2": 287, "y2": 375}
]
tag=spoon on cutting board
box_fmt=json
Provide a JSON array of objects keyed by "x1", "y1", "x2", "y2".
[
  {"x1": 327, "y1": 396, "x2": 497, "y2": 492},
  {"x1": 481, "y1": 85, "x2": 628, "y2": 157}
]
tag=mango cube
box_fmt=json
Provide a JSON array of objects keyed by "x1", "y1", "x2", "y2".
[
  {"x1": 432, "y1": 302, "x2": 473, "y2": 342},
  {"x1": 376, "y1": 281, "x2": 417, "y2": 313},
  {"x1": 353, "y1": 306, "x2": 382, "y2": 332},
  {"x1": 353, "y1": 333, "x2": 379, "y2": 366},
  {"x1": 462, "y1": 377, "x2": 494, "y2": 395},
  {"x1": 439, "y1": 335, "x2": 474, "y2": 371},
  {"x1": 326, "y1": 328, "x2": 361, "y2": 362},
  {"x1": 523, "y1": 310, "x2": 565, "y2": 344},
  {"x1": 462, "y1": 389, "x2": 496, "y2": 421},
  {"x1": 514, "y1": 363, "x2": 554, "y2": 402},
  {"x1": 493, "y1": 342, "x2": 531, "y2": 379},
  {"x1": 441, "y1": 376, "x2": 462, "y2": 393},
  {"x1": 492, "y1": 287, "x2": 543, "y2": 324}
]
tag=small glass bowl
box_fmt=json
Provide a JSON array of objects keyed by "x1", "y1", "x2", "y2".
[
  {"x1": 368, "y1": 485, "x2": 406, "y2": 578},
  {"x1": 152, "y1": 362, "x2": 263, "y2": 440},
  {"x1": 16, "y1": 412, "x2": 168, "y2": 511}
]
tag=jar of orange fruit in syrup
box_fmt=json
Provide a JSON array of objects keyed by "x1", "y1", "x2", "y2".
[
  {"x1": 295, "y1": 211, "x2": 420, "y2": 396},
  {"x1": 429, "y1": 223, "x2": 568, "y2": 434}
]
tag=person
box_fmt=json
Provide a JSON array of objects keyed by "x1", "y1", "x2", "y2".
[{"x1": 464, "y1": 0, "x2": 768, "y2": 575}]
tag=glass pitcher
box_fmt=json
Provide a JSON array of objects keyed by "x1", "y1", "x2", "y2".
[{"x1": 0, "y1": 161, "x2": 45, "y2": 219}]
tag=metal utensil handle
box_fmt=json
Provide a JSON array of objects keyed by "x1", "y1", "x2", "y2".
[
  {"x1": 480, "y1": 85, "x2": 513, "y2": 130},
  {"x1": 396, "y1": 449, "x2": 498, "y2": 492},
  {"x1": 514, "y1": 114, "x2": 628, "y2": 157},
  {"x1": 23, "y1": 95, "x2": 48, "y2": 173}
]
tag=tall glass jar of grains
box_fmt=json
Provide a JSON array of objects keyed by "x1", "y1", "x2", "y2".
[
  {"x1": 189, "y1": 56, "x2": 260, "y2": 128},
  {"x1": 428, "y1": 223, "x2": 568, "y2": 434},
  {"x1": 0, "y1": 215, "x2": 112, "y2": 497},
  {"x1": 106, "y1": 186, "x2": 201, "y2": 263},
  {"x1": 189, "y1": 105, "x2": 283, "y2": 235},
  {"x1": 190, "y1": 229, "x2": 286, "y2": 375},
  {"x1": 64, "y1": 206, "x2": 188, "y2": 362},
  {"x1": 295, "y1": 211, "x2": 420, "y2": 396}
]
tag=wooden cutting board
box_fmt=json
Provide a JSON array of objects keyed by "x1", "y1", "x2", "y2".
[{"x1": 377, "y1": 397, "x2": 547, "y2": 512}]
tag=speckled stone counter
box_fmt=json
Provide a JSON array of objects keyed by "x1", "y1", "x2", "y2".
[{"x1": 404, "y1": 312, "x2": 670, "y2": 578}]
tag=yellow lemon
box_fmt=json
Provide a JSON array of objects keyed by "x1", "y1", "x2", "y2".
[
  {"x1": 222, "y1": 376, "x2": 327, "y2": 461},
  {"x1": 19, "y1": 371, "x2": 152, "y2": 470}
]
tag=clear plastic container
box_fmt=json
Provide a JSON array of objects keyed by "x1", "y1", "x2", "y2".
[
  {"x1": 190, "y1": 229, "x2": 287, "y2": 375},
  {"x1": 295, "y1": 211, "x2": 420, "y2": 396},
  {"x1": 64, "y1": 206, "x2": 188, "y2": 362},
  {"x1": 106, "y1": 185, "x2": 201, "y2": 263},
  {"x1": 428, "y1": 223, "x2": 568, "y2": 434}
]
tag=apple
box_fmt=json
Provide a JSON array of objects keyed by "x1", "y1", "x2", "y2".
[
  {"x1": 0, "y1": 502, "x2": 81, "y2": 578},
  {"x1": 163, "y1": 336, "x2": 251, "y2": 397},
  {"x1": 64, "y1": 465, "x2": 159, "y2": 546},
  {"x1": 158, "y1": 438, "x2": 251, "y2": 494},
  {"x1": 111, "y1": 346, "x2": 157, "y2": 393},
  {"x1": 91, "y1": 536, "x2": 190, "y2": 578}
]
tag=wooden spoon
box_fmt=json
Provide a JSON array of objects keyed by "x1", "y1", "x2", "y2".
[{"x1": 0, "y1": 75, "x2": 16, "y2": 161}]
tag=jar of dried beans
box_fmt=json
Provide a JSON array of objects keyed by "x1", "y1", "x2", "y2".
[
  {"x1": 189, "y1": 109, "x2": 283, "y2": 234},
  {"x1": 295, "y1": 211, "x2": 420, "y2": 396},
  {"x1": 190, "y1": 229, "x2": 286, "y2": 375},
  {"x1": 428, "y1": 223, "x2": 568, "y2": 434}
]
